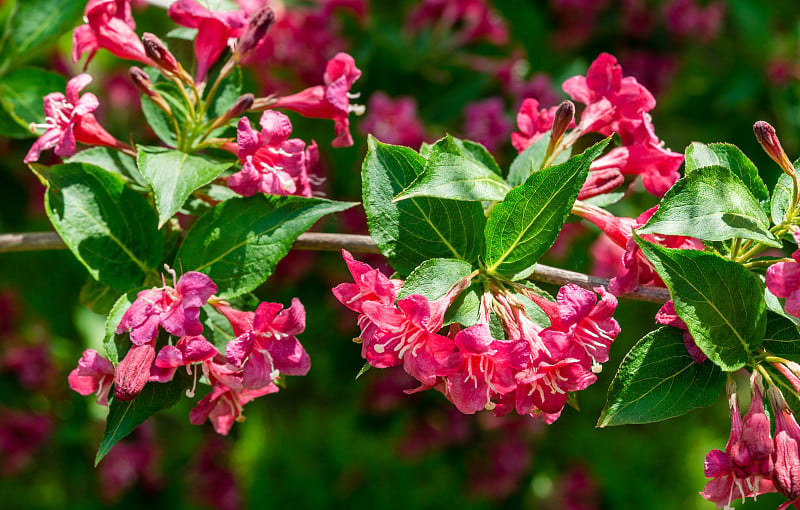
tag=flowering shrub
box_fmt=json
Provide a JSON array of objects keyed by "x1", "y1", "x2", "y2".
[{"x1": 3, "y1": 0, "x2": 800, "y2": 509}]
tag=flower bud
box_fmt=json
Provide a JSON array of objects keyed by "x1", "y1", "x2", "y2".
[
  {"x1": 226, "y1": 93, "x2": 255, "y2": 119},
  {"x1": 551, "y1": 100, "x2": 575, "y2": 143},
  {"x1": 142, "y1": 32, "x2": 180, "y2": 76},
  {"x1": 754, "y1": 120, "x2": 795, "y2": 176},
  {"x1": 114, "y1": 344, "x2": 156, "y2": 401},
  {"x1": 238, "y1": 6, "x2": 275, "y2": 57},
  {"x1": 129, "y1": 66, "x2": 172, "y2": 114}
]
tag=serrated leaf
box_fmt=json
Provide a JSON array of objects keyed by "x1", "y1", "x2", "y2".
[
  {"x1": 772, "y1": 172, "x2": 794, "y2": 225},
  {"x1": 355, "y1": 362, "x2": 371, "y2": 379},
  {"x1": 484, "y1": 137, "x2": 610, "y2": 280},
  {"x1": 685, "y1": 142, "x2": 768, "y2": 206},
  {"x1": 636, "y1": 236, "x2": 766, "y2": 371},
  {"x1": 68, "y1": 147, "x2": 146, "y2": 188},
  {"x1": 762, "y1": 311, "x2": 800, "y2": 362},
  {"x1": 176, "y1": 195, "x2": 355, "y2": 299},
  {"x1": 96, "y1": 377, "x2": 185, "y2": 465},
  {"x1": 507, "y1": 131, "x2": 572, "y2": 187},
  {"x1": 137, "y1": 146, "x2": 233, "y2": 228},
  {"x1": 448, "y1": 137, "x2": 502, "y2": 175},
  {"x1": 598, "y1": 327, "x2": 725, "y2": 426},
  {"x1": 394, "y1": 135, "x2": 509, "y2": 202},
  {"x1": 139, "y1": 73, "x2": 190, "y2": 146},
  {"x1": 638, "y1": 165, "x2": 780, "y2": 247},
  {"x1": 362, "y1": 136, "x2": 486, "y2": 275},
  {"x1": 397, "y1": 258, "x2": 478, "y2": 326},
  {"x1": 0, "y1": 68, "x2": 66, "y2": 137},
  {"x1": 36, "y1": 163, "x2": 163, "y2": 292}
]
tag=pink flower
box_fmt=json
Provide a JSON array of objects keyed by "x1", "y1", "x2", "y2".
[
  {"x1": 0, "y1": 410, "x2": 52, "y2": 475},
  {"x1": 190, "y1": 355, "x2": 279, "y2": 435},
  {"x1": 68, "y1": 349, "x2": 115, "y2": 405},
  {"x1": 588, "y1": 113, "x2": 683, "y2": 197},
  {"x1": 271, "y1": 52, "x2": 362, "y2": 147},
  {"x1": 224, "y1": 298, "x2": 310, "y2": 391},
  {"x1": 168, "y1": 0, "x2": 249, "y2": 82},
  {"x1": 655, "y1": 300, "x2": 706, "y2": 363},
  {"x1": 359, "y1": 92, "x2": 427, "y2": 148},
  {"x1": 769, "y1": 385, "x2": 800, "y2": 504},
  {"x1": 511, "y1": 98, "x2": 568, "y2": 153},
  {"x1": 766, "y1": 230, "x2": 800, "y2": 317},
  {"x1": 437, "y1": 323, "x2": 529, "y2": 414},
  {"x1": 116, "y1": 270, "x2": 218, "y2": 346},
  {"x1": 406, "y1": 0, "x2": 509, "y2": 46},
  {"x1": 462, "y1": 98, "x2": 512, "y2": 154},
  {"x1": 97, "y1": 423, "x2": 162, "y2": 502},
  {"x1": 72, "y1": 0, "x2": 152, "y2": 67},
  {"x1": 227, "y1": 111, "x2": 313, "y2": 197},
  {"x1": 25, "y1": 74, "x2": 127, "y2": 163},
  {"x1": 562, "y1": 53, "x2": 655, "y2": 137},
  {"x1": 150, "y1": 335, "x2": 218, "y2": 383},
  {"x1": 332, "y1": 249, "x2": 403, "y2": 314}
]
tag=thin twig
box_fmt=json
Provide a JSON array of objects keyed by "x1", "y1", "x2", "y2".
[{"x1": 0, "y1": 231, "x2": 670, "y2": 303}]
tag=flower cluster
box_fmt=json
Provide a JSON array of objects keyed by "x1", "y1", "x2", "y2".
[
  {"x1": 68, "y1": 268, "x2": 310, "y2": 435},
  {"x1": 700, "y1": 370, "x2": 800, "y2": 510},
  {"x1": 512, "y1": 52, "x2": 683, "y2": 198},
  {"x1": 333, "y1": 250, "x2": 620, "y2": 423}
]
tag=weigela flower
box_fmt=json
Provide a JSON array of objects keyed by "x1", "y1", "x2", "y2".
[
  {"x1": 332, "y1": 249, "x2": 403, "y2": 314},
  {"x1": 0, "y1": 410, "x2": 53, "y2": 476},
  {"x1": 25, "y1": 74, "x2": 127, "y2": 163},
  {"x1": 150, "y1": 335, "x2": 218, "y2": 383},
  {"x1": 68, "y1": 349, "x2": 115, "y2": 405},
  {"x1": 766, "y1": 230, "x2": 800, "y2": 318},
  {"x1": 437, "y1": 323, "x2": 529, "y2": 414},
  {"x1": 406, "y1": 0, "x2": 509, "y2": 46},
  {"x1": 168, "y1": 0, "x2": 249, "y2": 82},
  {"x1": 114, "y1": 343, "x2": 156, "y2": 401},
  {"x1": 271, "y1": 52, "x2": 363, "y2": 147},
  {"x1": 511, "y1": 98, "x2": 570, "y2": 153},
  {"x1": 116, "y1": 270, "x2": 218, "y2": 346},
  {"x1": 227, "y1": 111, "x2": 313, "y2": 197},
  {"x1": 769, "y1": 385, "x2": 800, "y2": 505},
  {"x1": 224, "y1": 298, "x2": 310, "y2": 391},
  {"x1": 655, "y1": 300, "x2": 706, "y2": 363},
  {"x1": 72, "y1": 0, "x2": 152, "y2": 67},
  {"x1": 589, "y1": 113, "x2": 683, "y2": 197},
  {"x1": 462, "y1": 98, "x2": 512, "y2": 154},
  {"x1": 562, "y1": 53, "x2": 655, "y2": 137}
]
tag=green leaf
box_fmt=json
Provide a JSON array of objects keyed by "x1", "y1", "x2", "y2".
[
  {"x1": 507, "y1": 131, "x2": 571, "y2": 187},
  {"x1": 103, "y1": 292, "x2": 136, "y2": 364},
  {"x1": 67, "y1": 147, "x2": 146, "y2": 188},
  {"x1": 0, "y1": 68, "x2": 66, "y2": 137},
  {"x1": 200, "y1": 304, "x2": 235, "y2": 353},
  {"x1": 598, "y1": 327, "x2": 725, "y2": 426},
  {"x1": 397, "y1": 258, "x2": 478, "y2": 326},
  {"x1": 137, "y1": 146, "x2": 233, "y2": 228},
  {"x1": 448, "y1": 137, "x2": 502, "y2": 176},
  {"x1": 636, "y1": 236, "x2": 766, "y2": 371},
  {"x1": 637, "y1": 165, "x2": 780, "y2": 247},
  {"x1": 36, "y1": 163, "x2": 163, "y2": 292},
  {"x1": 96, "y1": 377, "x2": 185, "y2": 465},
  {"x1": 772, "y1": 172, "x2": 794, "y2": 226},
  {"x1": 139, "y1": 74, "x2": 191, "y2": 147},
  {"x1": 762, "y1": 311, "x2": 800, "y2": 362},
  {"x1": 3, "y1": 0, "x2": 83, "y2": 64},
  {"x1": 394, "y1": 135, "x2": 510, "y2": 202},
  {"x1": 208, "y1": 68, "x2": 243, "y2": 120},
  {"x1": 79, "y1": 277, "x2": 123, "y2": 315},
  {"x1": 176, "y1": 195, "x2": 356, "y2": 299},
  {"x1": 362, "y1": 136, "x2": 487, "y2": 275},
  {"x1": 484, "y1": 137, "x2": 610, "y2": 280},
  {"x1": 685, "y1": 142, "x2": 768, "y2": 206},
  {"x1": 443, "y1": 283, "x2": 481, "y2": 327}
]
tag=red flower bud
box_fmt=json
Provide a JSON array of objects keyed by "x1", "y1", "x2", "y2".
[
  {"x1": 551, "y1": 100, "x2": 575, "y2": 143},
  {"x1": 754, "y1": 120, "x2": 795, "y2": 176},
  {"x1": 114, "y1": 344, "x2": 156, "y2": 401},
  {"x1": 238, "y1": 6, "x2": 275, "y2": 57},
  {"x1": 142, "y1": 33, "x2": 180, "y2": 75}
]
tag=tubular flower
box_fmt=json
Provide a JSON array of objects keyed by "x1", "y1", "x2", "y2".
[
  {"x1": 511, "y1": 98, "x2": 573, "y2": 153},
  {"x1": 168, "y1": 0, "x2": 249, "y2": 82},
  {"x1": 769, "y1": 386, "x2": 800, "y2": 505},
  {"x1": 766, "y1": 230, "x2": 800, "y2": 318},
  {"x1": 150, "y1": 335, "x2": 218, "y2": 383},
  {"x1": 331, "y1": 249, "x2": 403, "y2": 314},
  {"x1": 116, "y1": 270, "x2": 218, "y2": 346},
  {"x1": 25, "y1": 74, "x2": 128, "y2": 163},
  {"x1": 227, "y1": 111, "x2": 313, "y2": 197},
  {"x1": 67, "y1": 349, "x2": 115, "y2": 405},
  {"x1": 655, "y1": 300, "x2": 706, "y2": 363},
  {"x1": 72, "y1": 0, "x2": 152, "y2": 67},
  {"x1": 271, "y1": 52, "x2": 363, "y2": 147}
]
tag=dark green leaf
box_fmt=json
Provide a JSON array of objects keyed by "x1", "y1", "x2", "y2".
[
  {"x1": 507, "y1": 131, "x2": 571, "y2": 187},
  {"x1": 36, "y1": 163, "x2": 163, "y2": 292},
  {"x1": 762, "y1": 311, "x2": 800, "y2": 362},
  {"x1": 208, "y1": 68, "x2": 243, "y2": 120},
  {"x1": 638, "y1": 165, "x2": 779, "y2": 247},
  {"x1": 448, "y1": 137, "x2": 502, "y2": 176},
  {"x1": 636, "y1": 236, "x2": 766, "y2": 371},
  {"x1": 397, "y1": 258, "x2": 477, "y2": 326},
  {"x1": 200, "y1": 304, "x2": 235, "y2": 353},
  {"x1": 79, "y1": 277, "x2": 123, "y2": 315},
  {"x1": 685, "y1": 142, "x2": 768, "y2": 206},
  {"x1": 96, "y1": 377, "x2": 185, "y2": 465},
  {"x1": 362, "y1": 136, "x2": 486, "y2": 275},
  {"x1": 598, "y1": 327, "x2": 725, "y2": 426},
  {"x1": 484, "y1": 137, "x2": 610, "y2": 280},
  {"x1": 139, "y1": 74, "x2": 191, "y2": 147},
  {"x1": 137, "y1": 146, "x2": 233, "y2": 228},
  {"x1": 443, "y1": 283, "x2": 481, "y2": 327},
  {"x1": 394, "y1": 135, "x2": 509, "y2": 202},
  {"x1": 103, "y1": 292, "x2": 136, "y2": 364},
  {"x1": 176, "y1": 195, "x2": 356, "y2": 299},
  {"x1": 0, "y1": 68, "x2": 66, "y2": 137}
]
